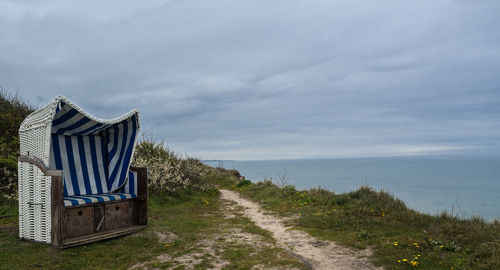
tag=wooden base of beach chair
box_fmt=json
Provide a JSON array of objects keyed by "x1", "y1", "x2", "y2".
[
  {"x1": 62, "y1": 225, "x2": 146, "y2": 248},
  {"x1": 54, "y1": 199, "x2": 147, "y2": 248},
  {"x1": 18, "y1": 155, "x2": 148, "y2": 249},
  {"x1": 51, "y1": 167, "x2": 148, "y2": 249}
]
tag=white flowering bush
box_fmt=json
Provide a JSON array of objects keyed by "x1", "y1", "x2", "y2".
[{"x1": 131, "y1": 138, "x2": 211, "y2": 194}]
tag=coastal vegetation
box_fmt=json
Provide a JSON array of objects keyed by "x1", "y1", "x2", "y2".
[
  {"x1": 1, "y1": 188, "x2": 304, "y2": 269},
  {"x1": 210, "y1": 175, "x2": 500, "y2": 269},
  {"x1": 132, "y1": 137, "x2": 212, "y2": 194}
]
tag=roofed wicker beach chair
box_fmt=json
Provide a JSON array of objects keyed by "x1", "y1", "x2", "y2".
[{"x1": 18, "y1": 95, "x2": 147, "y2": 248}]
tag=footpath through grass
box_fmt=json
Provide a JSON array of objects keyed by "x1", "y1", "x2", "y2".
[
  {"x1": 208, "y1": 172, "x2": 500, "y2": 270},
  {"x1": 0, "y1": 189, "x2": 304, "y2": 270}
]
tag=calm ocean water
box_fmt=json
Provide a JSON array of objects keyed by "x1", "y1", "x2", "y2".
[{"x1": 204, "y1": 157, "x2": 500, "y2": 221}]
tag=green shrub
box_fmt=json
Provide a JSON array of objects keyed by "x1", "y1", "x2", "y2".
[
  {"x1": 0, "y1": 89, "x2": 36, "y2": 199},
  {"x1": 237, "y1": 179, "x2": 252, "y2": 187}
]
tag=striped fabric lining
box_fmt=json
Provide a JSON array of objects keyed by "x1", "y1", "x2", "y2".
[
  {"x1": 51, "y1": 134, "x2": 109, "y2": 196},
  {"x1": 63, "y1": 193, "x2": 136, "y2": 207},
  {"x1": 52, "y1": 102, "x2": 113, "y2": 136},
  {"x1": 121, "y1": 170, "x2": 138, "y2": 196},
  {"x1": 106, "y1": 117, "x2": 138, "y2": 192},
  {"x1": 49, "y1": 102, "x2": 139, "y2": 196}
]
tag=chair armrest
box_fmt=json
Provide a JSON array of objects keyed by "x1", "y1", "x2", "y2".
[
  {"x1": 18, "y1": 154, "x2": 64, "y2": 247},
  {"x1": 18, "y1": 155, "x2": 63, "y2": 177}
]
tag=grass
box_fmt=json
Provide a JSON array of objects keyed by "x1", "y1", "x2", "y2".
[
  {"x1": 0, "y1": 188, "x2": 304, "y2": 270},
  {"x1": 2, "y1": 171, "x2": 499, "y2": 269},
  {"x1": 208, "y1": 175, "x2": 500, "y2": 270},
  {"x1": 0, "y1": 196, "x2": 17, "y2": 218}
]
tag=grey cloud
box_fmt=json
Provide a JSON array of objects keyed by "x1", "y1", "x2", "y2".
[{"x1": 1, "y1": 0, "x2": 500, "y2": 159}]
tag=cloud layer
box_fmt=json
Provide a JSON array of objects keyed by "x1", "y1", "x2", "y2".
[{"x1": 2, "y1": 0, "x2": 500, "y2": 159}]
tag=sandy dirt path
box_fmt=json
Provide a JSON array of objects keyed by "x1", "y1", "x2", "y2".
[{"x1": 220, "y1": 189, "x2": 383, "y2": 270}]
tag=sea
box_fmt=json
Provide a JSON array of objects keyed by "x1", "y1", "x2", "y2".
[{"x1": 204, "y1": 156, "x2": 500, "y2": 221}]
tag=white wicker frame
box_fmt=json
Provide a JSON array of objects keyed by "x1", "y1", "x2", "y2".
[{"x1": 18, "y1": 95, "x2": 140, "y2": 243}]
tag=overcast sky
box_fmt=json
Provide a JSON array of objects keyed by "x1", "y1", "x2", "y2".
[{"x1": 1, "y1": 0, "x2": 500, "y2": 160}]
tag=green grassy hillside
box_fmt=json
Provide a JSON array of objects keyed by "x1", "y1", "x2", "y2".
[{"x1": 210, "y1": 175, "x2": 500, "y2": 269}]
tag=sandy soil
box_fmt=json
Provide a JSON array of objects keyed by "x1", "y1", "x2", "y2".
[
  {"x1": 220, "y1": 189, "x2": 383, "y2": 270},
  {"x1": 129, "y1": 232, "x2": 230, "y2": 270}
]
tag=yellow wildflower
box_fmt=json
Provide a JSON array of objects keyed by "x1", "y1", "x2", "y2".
[
  {"x1": 410, "y1": 260, "x2": 419, "y2": 266},
  {"x1": 164, "y1": 242, "x2": 176, "y2": 249},
  {"x1": 393, "y1": 241, "x2": 398, "y2": 247},
  {"x1": 402, "y1": 258, "x2": 408, "y2": 262}
]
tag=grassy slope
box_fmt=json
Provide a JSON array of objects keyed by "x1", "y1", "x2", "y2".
[
  {"x1": 1, "y1": 169, "x2": 499, "y2": 270},
  {"x1": 208, "y1": 173, "x2": 500, "y2": 270},
  {"x1": 0, "y1": 189, "x2": 304, "y2": 269}
]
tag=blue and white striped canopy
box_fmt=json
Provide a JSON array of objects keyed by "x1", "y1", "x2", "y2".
[{"x1": 47, "y1": 96, "x2": 140, "y2": 197}]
